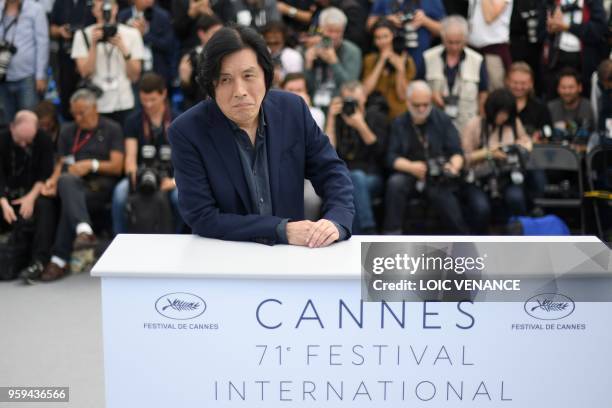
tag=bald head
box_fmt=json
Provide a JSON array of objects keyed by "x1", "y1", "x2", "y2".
[
  {"x1": 406, "y1": 81, "x2": 433, "y2": 124},
  {"x1": 11, "y1": 110, "x2": 39, "y2": 148}
]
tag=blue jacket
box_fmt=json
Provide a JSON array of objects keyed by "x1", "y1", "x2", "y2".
[
  {"x1": 168, "y1": 90, "x2": 355, "y2": 244},
  {"x1": 118, "y1": 6, "x2": 174, "y2": 83}
]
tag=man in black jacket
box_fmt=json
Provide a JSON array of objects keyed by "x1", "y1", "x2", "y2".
[
  {"x1": 383, "y1": 80, "x2": 467, "y2": 234},
  {"x1": 0, "y1": 111, "x2": 56, "y2": 281}
]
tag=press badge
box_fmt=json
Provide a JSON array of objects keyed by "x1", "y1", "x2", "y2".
[
  {"x1": 313, "y1": 88, "x2": 332, "y2": 107},
  {"x1": 101, "y1": 77, "x2": 119, "y2": 91},
  {"x1": 64, "y1": 155, "x2": 75, "y2": 165},
  {"x1": 444, "y1": 95, "x2": 459, "y2": 119}
]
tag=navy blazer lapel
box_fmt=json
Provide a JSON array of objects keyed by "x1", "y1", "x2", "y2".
[
  {"x1": 206, "y1": 102, "x2": 252, "y2": 212},
  {"x1": 264, "y1": 96, "x2": 283, "y2": 214}
]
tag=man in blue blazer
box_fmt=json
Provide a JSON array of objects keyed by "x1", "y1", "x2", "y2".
[{"x1": 169, "y1": 25, "x2": 354, "y2": 247}]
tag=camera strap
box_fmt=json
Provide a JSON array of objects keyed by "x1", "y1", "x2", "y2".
[
  {"x1": 411, "y1": 121, "x2": 429, "y2": 161},
  {"x1": 142, "y1": 104, "x2": 171, "y2": 144},
  {"x1": 72, "y1": 128, "x2": 95, "y2": 155},
  {"x1": 0, "y1": 2, "x2": 22, "y2": 46}
]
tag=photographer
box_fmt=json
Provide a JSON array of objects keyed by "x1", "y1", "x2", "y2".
[
  {"x1": 112, "y1": 73, "x2": 181, "y2": 234},
  {"x1": 362, "y1": 18, "x2": 416, "y2": 119},
  {"x1": 49, "y1": 0, "x2": 95, "y2": 120},
  {"x1": 547, "y1": 67, "x2": 595, "y2": 145},
  {"x1": 118, "y1": 0, "x2": 174, "y2": 86},
  {"x1": 366, "y1": 0, "x2": 446, "y2": 78},
  {"x1": 424, "y1": 15, "x2": 488, "y2": 133},
  {"x1": 0, "y1": 111, "x2": 55, "y2": 281},
  {"x1": 461, "y1": 89, "x2": 532, "y2": 232},
  {"x1": 178, "y1": 14, "x2": 223, "y2": 110},
  {"x1": 71, "y1": 0, "x2": 145, "y2": 126},
  {"x1": 383, "y1": 80, "x2": 467, "y2": 235},
  {"x1": 0, "y1": 0, "x2": 49, "y2": 124},
  {"x1": 326, "y1": 81, "x2": 388, "y2": 234},
  {"x1": 304, "y1": 7, "x2": 361, "y2": 108},
  {"x1": 261, "y1": 21, "x2": 303, "y2": 82},
  {"x1": 230, "y1": 0, "x2": 282, "y2": 29},
  {"x1": 544, "y1": 0, "x2": 608, "y2": 96},
  {"x1": 40, "y1": 89, "x2": 124, "y2": 281}
]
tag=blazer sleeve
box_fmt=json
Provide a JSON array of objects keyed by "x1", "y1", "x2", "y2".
[
  {"x1": 169, "y1": 121, "x2": 284, "y2": 244},
  {"x1": 301, "y1": 97, "x2": 355, "y2": 234}
]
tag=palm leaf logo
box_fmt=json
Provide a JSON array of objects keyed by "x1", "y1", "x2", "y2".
[
  {"x1": 162, "y1": 298, "x2": 200, "y2": 312},
  {"x1": 531, "y1": 299, "x2": 568, "y2": 313}
]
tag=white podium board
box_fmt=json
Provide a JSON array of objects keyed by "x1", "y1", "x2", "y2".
[{"x1": 92, "y1": 235, "x2": 612, "y2": 407}]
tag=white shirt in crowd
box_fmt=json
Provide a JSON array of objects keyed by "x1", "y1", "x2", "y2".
[
  {"x1": 71, "y1": 24, "x2": 144, "y2": 113},
  {"x1": 279, "y1": 47, "x2": 304, "y2": 78},
  {"x1": 468, "y1": 0, "x2": 514, "y2": 48}
]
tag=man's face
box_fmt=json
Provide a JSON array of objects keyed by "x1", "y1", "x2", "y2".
[
  {"x1": 283, "y1": 78, "x2": 307, "y2": 95},
  {"x1": 408, "y1": 89, "x2": 433, "y2": 124},
  {"x1": 321, "y1": 24, "x2": 344, "y2": 49},
  {"x1": 557, "y1": 76, "x2": 582, "y2": 105},
  {"x1": 214, "y1": 48, "x2": 266, "y2": 127},
  {"x1": 10, "y1": 121, "x2": 37, "y2": 148},
  {"x1": 71, "y1": 100, "x2": 99, "y2": 130},
  {"x1": 264, "y1": 30, "x2": 284, "y2": 55},
  {"x1": 442, "y1": 29, "x2": 465, "y2": 56},
  {"x1": 507, "y1": 71, "x2": 533, "y2": 99},
  {"x1": 140, "y1": 90, "x2": 166, "y2": 116}
]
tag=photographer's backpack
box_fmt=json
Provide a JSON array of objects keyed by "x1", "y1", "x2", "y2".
[
  {"x1": 125, "y1": 191, "x2": 174, "y2": 234},
  {"x1": 0, "y1": 220, "x2": 33, "y2": 280}
]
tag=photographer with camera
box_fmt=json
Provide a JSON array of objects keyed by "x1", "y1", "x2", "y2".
[
  {"x1": 424, "y1": 15, "x2": 488, "y2": 133},
  {"x1": 362, "y1": 18, "x2": 416, "y2": 119},
  {"x1": 383, "y1": 80, "x2": 468, "y2": 235},
  {"x1": 71, "y1": 0, "x2": 144, "y2": 126},
  {"x1": 0, "y1": 0, "x2": 49, "y2": 124},
  {"x1": 50, "y1": 0, "x2": 95, "y2": 120},
  {"x1": 0, "y1": 111, "x2": 56, "y2": 281},
  {"x1": 112, "y1": 73, "x2": 181, "y2": 235},
  {"x1": 304, "y1": 7, "x2": 361, "y2": 109},
  {"x1": 39, "y1": 89, "x2": 124, "y2": 281},
  {"x1": 231, "y1": 0, "x2": 282, "y2": 29},
  {"x1": 547, "y1": 67, "x2": 595, "y2": 146},
  {"x1": 325, "y1": 81, "x2": 388, "y2": 234},
  {"x1": 118, "y1": 0, "x2": 174, "y2": 86},
  {"x1": 367, "y1": 0, "x2": 445, "y2": 78},
  {"x1": 461, "y1": 89, "x2": 532, "y2": 232},
  {"x1": 544, "y1": 0, "x2": 607, "y2": 97}
]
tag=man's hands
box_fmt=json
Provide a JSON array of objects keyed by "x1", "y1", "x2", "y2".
[
  {"x1": 286, "y1": 219, "x2": 340, "y2": 248},
  {"x1": 547, "y1": 7, "x2": 569, "y2": 34},
  {"x1": 0, "y1": 198, "x2": 17, "y2": 224},
  {"x1": 68, "y1": 160, "x2": 93, "y2": 177}
]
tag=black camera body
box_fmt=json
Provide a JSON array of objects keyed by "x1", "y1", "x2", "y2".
[
  {"x1": 135, "y1": 145, "x2": 172, "y2": 195},
  {"x1": 341, "y1": 97, "x2": 357, "y2": 116},
  {"x1": 0, "y1": 40, "x2": 17, "y2": 82},
  {"x1": 427, "y1": 156, "x2": 458, "y2": 185},
  {"x1": 467, "y1": 145, "x2": 528, "y2": 199},
  {"x1": 320, "y1": 36, "x2": 333, "y2": 49},
  {"x1": 100, "y1": 0, "x2": 117, "y2": 42}
]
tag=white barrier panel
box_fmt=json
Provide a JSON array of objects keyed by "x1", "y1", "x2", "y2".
[{"x1": 92, "y1": 235, "x2": 612, "y2": 407}]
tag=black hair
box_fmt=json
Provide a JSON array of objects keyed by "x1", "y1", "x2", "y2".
[
  {"x1": 370, "y1": 17, "x2": 397, "y2": 35},
  {"x1": 484, "y1": 88, "x2": 516, "y2": 127},
  {"x1": 195, "y1": 14, "x2": 223, "y2": 33},
  {"x1": 556, "y1": 67, "x2": 582, "y2": 87},
  {"x1": 260, "y1": 20, "x2": 287, "y2": 38},
  {"x1": 139, "y1": 72, "x2": 166, "y2": 94},
  {"x1": 196, "y1": 24, "x2": 274, "y2": 99},
  {"x1": 281, "y1": 72, "x2": 306, "y2": 88}
]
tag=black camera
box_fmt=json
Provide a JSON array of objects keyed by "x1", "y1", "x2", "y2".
[
  {"x1": 467, "y1": 145, "x2": 528, "y2": 199},
  {"x1": 320, "y1": 36, "x2": 333, "y2": 48},
  {"x1": 398, "y1": 12, "x2": 419, "y2": 49},
  {"x1": 520, "y1": 9, "x2": 540, "y2": 44},
  {"x1": 342, "y1": 97, "x2": 357, "y2": 116},
  {"x1": 427, "y1": 156, "x2": 459, "y2": 185},
  {"x1": 135, "y1": 145, "x2": 172, "y2": 195},
  {"x1": 0, "y1": 40, "x2": 17, "y2": 82},
  {"x1": 100, "y1": 0, "x2": 117, "y2": 42},
  {"x1": 399, "y1": 11, "x2": 414, "y2": 24}
]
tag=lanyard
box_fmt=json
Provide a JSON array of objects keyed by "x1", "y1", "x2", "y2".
[
  {"x1": 72, "y1": 128, "x2": 94, "y2": 155},
  {"x1": 142, "y1": 105, "x2": 171, "y2": 143}
]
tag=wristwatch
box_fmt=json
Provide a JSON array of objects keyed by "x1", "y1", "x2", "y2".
[
  {"x1": 91, "y1": 159, "x2": 100, "y2": 173},
  {"x1": 288, "y1": 6, "x2": 297, "y2": 17}
]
